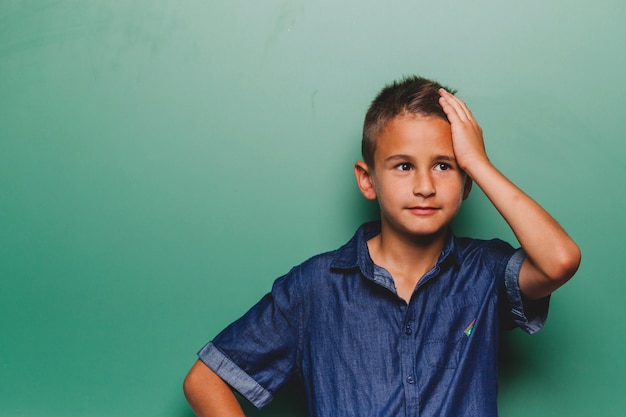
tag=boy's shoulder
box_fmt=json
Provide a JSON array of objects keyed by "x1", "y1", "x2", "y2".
[
  {"x1": 275, "y1": 222, "x2": 377, "y2": 288},
  {"x1": 453, "y1": 234, "x2": 517, "y2": 255},
  {"x1": 449, "y1": 234, "x2": 522, "y2": 278},
  {"x1": 293, "y1": 221, "x2": 379, "y2": 270}
]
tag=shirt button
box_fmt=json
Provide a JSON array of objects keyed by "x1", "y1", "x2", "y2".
[
  {"x1": 404, "y1": 325, "x2": 412, "y2": 335},
  {"x1": 407, "y1": 376, "x2": 415, "y2": 384}
]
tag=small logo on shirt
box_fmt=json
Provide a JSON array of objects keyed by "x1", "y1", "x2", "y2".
[{"x1": 464, "y1": 318, "x2": 477, "y2": 337}]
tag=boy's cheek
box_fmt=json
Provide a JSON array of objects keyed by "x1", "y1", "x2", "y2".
[{"x1": 462, "y1": 178, "x2": 473, "y2": 200}]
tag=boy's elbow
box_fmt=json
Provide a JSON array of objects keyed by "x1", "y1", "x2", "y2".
[
  {"x1": 183, "y1": 360, "x2": 209, "y2": 402},
  {"x1": 183, "y1": 366, "x2": 198, "y2": 400},
  {"x1": 546, "y1": 242, "x2": 581, "y2": 284}
]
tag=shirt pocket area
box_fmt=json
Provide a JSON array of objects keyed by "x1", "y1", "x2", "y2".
[{"x1": 423, "y1": 290, "x2": 480, "y2": 369}]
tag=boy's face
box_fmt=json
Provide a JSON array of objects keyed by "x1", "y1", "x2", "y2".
[{"x1": 355, "y1": 114, "x2": 471, "y2": 241}]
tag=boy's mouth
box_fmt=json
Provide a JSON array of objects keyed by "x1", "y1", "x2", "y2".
[{"x1": 408, "y1": 206, "x2": 439, "y2": 215}]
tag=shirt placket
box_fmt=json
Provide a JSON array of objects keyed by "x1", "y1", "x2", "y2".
[
  {"x1": 400, "y1": 307, "x2": 420, "y2": 416},
  {"x1": 401, "y1": 265, "x2": 442, "y2": 416}
]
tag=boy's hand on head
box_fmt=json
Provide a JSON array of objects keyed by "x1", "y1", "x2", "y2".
[
  {"x1": 438, "y1": 89, "x2": 489, "y2": 174},
  {"x1": 438, "y1": 89, "x2": 580, "y2": 299}
]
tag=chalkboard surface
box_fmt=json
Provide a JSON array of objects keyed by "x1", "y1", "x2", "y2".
[{"x1": 1, "y1": 1, "x2": 624, "y2": 416}]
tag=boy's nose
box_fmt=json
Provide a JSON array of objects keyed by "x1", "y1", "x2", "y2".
[{"x1": 412, "y1": 173, "x2": 435, "y2": 197}]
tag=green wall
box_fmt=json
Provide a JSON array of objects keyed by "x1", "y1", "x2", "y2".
[{"x1": 1, "y1": 1, "x2": 624, "y2": 416}]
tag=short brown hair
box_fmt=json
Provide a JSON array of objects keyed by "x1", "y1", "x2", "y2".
[{"x1": 362, "y1": 75, "x2": 456, "y2": 167}]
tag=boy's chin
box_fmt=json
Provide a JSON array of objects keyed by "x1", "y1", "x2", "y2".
[{"x1": 384, "y1": 223, "x2": 451, "y2": 243}]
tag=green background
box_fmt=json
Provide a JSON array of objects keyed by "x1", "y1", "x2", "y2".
[{"x1": 1, "y1": 1, "x2": 624, "y2": 416}]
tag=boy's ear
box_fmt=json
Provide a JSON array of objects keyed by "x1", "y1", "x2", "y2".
[
  {"x1": 354, "y1": 161, "x2": 377, "y2": 200},
  {"x1": 462, "y1": 176, "x2": 473, "y2": 200}
]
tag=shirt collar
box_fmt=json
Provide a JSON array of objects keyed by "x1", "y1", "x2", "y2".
[{"x1": 331, "y1": 221, "x2": 460, "y2": 280}]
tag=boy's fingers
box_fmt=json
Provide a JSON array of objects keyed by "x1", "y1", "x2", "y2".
[
  {"x1": 441, "y1": 88, "x2": 474, "y2": 121},
  {"x1": 438, "y1": 90, "x2": 466, "y2": 121},
  {"x1": 439, "y1": 89, "x2": 473, "y2": 123}
]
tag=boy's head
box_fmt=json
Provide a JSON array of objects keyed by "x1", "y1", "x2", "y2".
[
  {"x1": 362, "y1": 76, "x2": 456, "y2": 167},
  {"x1": 355, "y1": 75, "x2": 472, "y2": 240}
]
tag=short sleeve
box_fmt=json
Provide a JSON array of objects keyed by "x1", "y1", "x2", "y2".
[
  {"x1": 503, "y1": 249, "x2": 550, "y2": 334},
  {"x1": 198, "y1": 269, "x2": 303, "y2": 409}
]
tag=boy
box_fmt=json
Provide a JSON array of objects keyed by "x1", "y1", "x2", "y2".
[{"x1": 183, "y1": 76, "x2": 581, "y2": 416}]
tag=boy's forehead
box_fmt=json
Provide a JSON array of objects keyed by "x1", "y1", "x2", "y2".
[
  {"x1": 384, "y1": 112, "x2": 449, "y2": 127},
  {"x1": 377, "y1": 114, "x2": 452, "y2": 146}
]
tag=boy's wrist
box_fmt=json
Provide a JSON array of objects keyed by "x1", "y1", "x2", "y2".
[{"x1": 459, "y1": 154, "x2": 493, "y2": 181}]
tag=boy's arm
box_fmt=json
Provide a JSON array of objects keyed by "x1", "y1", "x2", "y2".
[
  {"x1": 439, "y1": 89, "x2": 581, "y2": 300},
  {"x1": 183, "y1": 360, "x2": 246, "y2": 417}
]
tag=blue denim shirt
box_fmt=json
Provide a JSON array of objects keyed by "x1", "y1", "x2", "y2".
[{"x1": 198, "y1": 221, "x2": 549, "y2": 416}]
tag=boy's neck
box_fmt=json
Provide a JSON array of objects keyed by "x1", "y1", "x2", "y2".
[{"x1": 367, "y1": 227, "x2": 448, "y2": 302}]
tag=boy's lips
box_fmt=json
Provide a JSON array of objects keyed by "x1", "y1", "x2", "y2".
[{"x1": 408, "y1": 206, "x2": 439, "y2": 215}]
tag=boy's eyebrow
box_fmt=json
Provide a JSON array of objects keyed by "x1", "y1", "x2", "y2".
[
  {"x1": 384, "y1": 155, "x2": 412, "y2": 163},
  {"x1": 384, "y1": 154, "x2": 457, "y2": 163},
  {"x1": 434, "y1": 154, "x2": 457, "y2": 163}
]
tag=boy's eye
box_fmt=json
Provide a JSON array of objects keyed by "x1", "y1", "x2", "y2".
[
  {"x1": 435, "y1": 163, "x2": 451, "y2": 171},
  {"x1": 396, "y1": 163, "x2": 413, "y2": 171}
]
